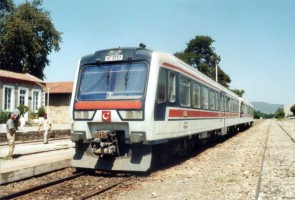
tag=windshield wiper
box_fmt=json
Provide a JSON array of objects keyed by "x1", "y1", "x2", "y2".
[
  {"x1": 125, "y1": 57, "x2": 132, "y2": 89},
  {"x1": 96, "y1": 59, "x2": 110, "y2": 86}
]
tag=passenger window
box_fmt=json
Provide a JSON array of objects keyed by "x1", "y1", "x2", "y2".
[
  {"x1": 156, "y1": 69, "x2": 166, "y2": 104},
  {"x1": 215, "y1": 92, "x2": 219, "y2": 111},
  {"x1": 180, "y1": 76, "x2": 190, "y2": 107},
  {"x1": 209, "y1": 90, "x2": 215, "y2": 110},
  {"x1": 192, "y1": 82, "x2": 201, "y2": 108},
  {"x1": 225, "y1": 97, "x2": 229, "y2": 112},
  {"x1": 220, "y1": 94, "x2": 224, "y2": 112},
  {"x1": 202, "y1": 86, "x2": 209, "y2": 109},
  {"x1": 168, "y1": 72, "x2": 176, "y2": 103}
]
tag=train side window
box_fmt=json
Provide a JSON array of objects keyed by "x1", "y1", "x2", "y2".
[
  {"x1": 156, "y1": 69, "x2": 167, "y2": 104},
  {"x1": 192, "y1": 82, "x2": 201, "y2": 108},
  {"x1": 168, "y1": 72, "x2": 176, "y2": 103},
  {"x1": 215, "y1": 92, "x2": 219, "y2": 111},
  {"x1": 225, "y1": 97, "x2": 229, "y2": 112},
  {"x1": 209, "y1": 89, "x2": 216, "y2": 110},
  {"x1": 229, "y1": 99, "x2": 233, "y2": 112},
  {"x1": 202, "y1": 86, "x2": 209, "y2": 109},
  {"x1": 180, "y1": 76, "x2": 190, "y2": 107},
  {"x1": 220, "y1": 93, "x2": 224, "y2": 112}
]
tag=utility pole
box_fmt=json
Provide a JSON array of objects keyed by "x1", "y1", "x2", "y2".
[{"x1": 215, "y1": 60, "x2": 219, "y2": 83}]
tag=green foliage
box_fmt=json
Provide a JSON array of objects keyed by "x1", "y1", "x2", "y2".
[
  {"x1": 0, "y1": 0, "x2": 62, "y2": 79},
  {"x1": 0, "y1": 110, "x2": 10, "y2": 124},
  {"x1": 254, "y1": 110, "x2": 274, "y2": 119},
  {"x1": 37, "y1": 106, "x2": 46, "y2": 117},
  {"x1": 290, "y1": 104, "x2": 295, "y2": 116},
  {"x1": 231, "y1": 89, "x2": 245, "y2": 97},
  {"x1": 274, "y1": 108, "x2": 285, "y2": 119},
  {"x1": 17, "y1": 104, "x2": 29, "y2": 117},
  {"x1": 174, "y1": 35, "x2": 231, "y2": 88},
  {"x1": 0, "y1": 0, "x2": 14, "y2": 17}
]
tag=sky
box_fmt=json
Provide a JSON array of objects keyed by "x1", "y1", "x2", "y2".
[{"x1": 14, "y1": 0, "x2": 295, "y2": 105}]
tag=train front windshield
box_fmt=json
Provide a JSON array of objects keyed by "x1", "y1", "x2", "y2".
[{"x1": 77, "y1": 62, "x2": 148, "y2": 100}]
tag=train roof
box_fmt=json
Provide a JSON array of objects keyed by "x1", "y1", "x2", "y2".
[
  {"x1": 78, "y1": 47, "x2": 251, "y2": 106},
  {"x1": 153, "y1": 51, "x2": 243, "y2": 100}
]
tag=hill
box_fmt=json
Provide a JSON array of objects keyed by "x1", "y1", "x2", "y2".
[{"x1": 251, "y1": 102, "x2": 282, "y2": 114}]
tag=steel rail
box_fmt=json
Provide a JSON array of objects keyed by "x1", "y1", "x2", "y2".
[
  {"x1": 276, "y1": 121, "x2": 295, "y2": 144},
  {"x1": 0, "y1": 172, "x2": 84, "y2": 200},
  {"x1": 254, "y1": 119, "x2": 271, "y2": 200},
  {"x1": 78, "y1": 175, "x2": 135, "y2": 200}
]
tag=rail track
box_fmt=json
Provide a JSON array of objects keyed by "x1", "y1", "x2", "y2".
[
  {"x1": 0, "y1": 171, "x2": 135, "y2": 200},
  {"x1": 254, "y1": 119, "x2": 295, "y2": 200}
]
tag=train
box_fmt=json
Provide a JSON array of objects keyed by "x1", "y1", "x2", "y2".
[{"x1": 70, "y1": 47, "x2": 253, "y2": 172}]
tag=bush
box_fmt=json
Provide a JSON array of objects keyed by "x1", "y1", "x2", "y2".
[
  {"x1": 38, "y1": 106, "x2": 46, "y2": 117},
  {"x1": 18, "y1": 104, "x2": 29, "y2": 117},
  {"x1": 0, "y1": 111, "x2": 10, "y2": 124}
]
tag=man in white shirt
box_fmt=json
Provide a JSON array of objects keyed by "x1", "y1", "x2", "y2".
[
  {"x1": 37, "y1": 113, "x2": 52, "y2": 144},
  {"x1": 3, "y1": 112, "x2": 16, "y2": 160}
]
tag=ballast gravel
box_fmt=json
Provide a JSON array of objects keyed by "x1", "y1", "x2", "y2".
[
  {"x1": 113, "y1": 119, "x2": 295, "y2": 200},
  {"x1": 1, "y1": 119, "x2": 295, "y2": 200}
]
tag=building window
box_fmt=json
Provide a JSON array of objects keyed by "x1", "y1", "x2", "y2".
[
  {"x1": 3, "y1": 85, "x2": 14, "y2": 111},
  {"x1": 32, "y1": 90, "x2": 41, "y2": 112},
  {"x1": 180, "y1": 76, "x2": 190, "y2": 107},
  {"x1": 19, "y1": 88, "x2": 28, "y2": 106}
]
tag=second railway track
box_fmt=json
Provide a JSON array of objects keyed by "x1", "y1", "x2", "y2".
[
  {"x1": 255, "y1": 119, "x2": 295, "y2": 199},
  {"x1": 0, "y1": 170, "x2": 136, "y2": 200}
]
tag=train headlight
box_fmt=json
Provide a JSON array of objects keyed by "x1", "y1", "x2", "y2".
[
  {"x1": 74, "y1": 111, "x2": 95, "y2": 120},
  {"x1": 118, "y1": 110, "x2": 143, "y2": 120}
]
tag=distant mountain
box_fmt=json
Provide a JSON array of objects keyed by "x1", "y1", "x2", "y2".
[{"x1": 251, "y1": 102, "x2": 283, "y2": 114}]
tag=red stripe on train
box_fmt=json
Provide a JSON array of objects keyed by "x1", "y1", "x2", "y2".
[
  {"x1": 169, "y1": 109, "x2": 240, "y2": 118},
  {"x1": 169, "y1": 109, "x2": 219, "y2": 118},
  {"x1": 75, "y1": 101, "x2": 142, "y2": 110}
]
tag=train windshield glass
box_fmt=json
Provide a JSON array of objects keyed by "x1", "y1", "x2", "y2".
[{"x1": 78, "y1": 62, "x2": 147, "y2": 100}]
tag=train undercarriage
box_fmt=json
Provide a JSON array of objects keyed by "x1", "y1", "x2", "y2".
[{"x1": 72, "y1": 122, "x2": 252, "y2": 172}]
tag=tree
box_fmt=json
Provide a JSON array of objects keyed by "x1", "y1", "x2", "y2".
[
  {"x1": 174, "y1": 35, "x2": 231, "y2": 88},
  {"x1": 274, "y1": 108, "x2": 285, "y2": 119},
  {"x1": 0, "y1": 0, "x2": 14, "y2": 18},
  {"x1": 290, "y1": 104, "x2": 295, "y2": 116},
  {"x1": 231, "y1": 89, "x2": 245, "y2": 97},
  {"x1": 254, "y1": 110, "x2": 274, "y2": 119},
  {"x1": 0, "y1": 0, "x2": 62, "y2": 80}
]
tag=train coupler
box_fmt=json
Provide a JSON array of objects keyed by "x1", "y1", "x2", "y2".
[{"x1": 91, "y1": 130, "x2": 119, "y2": 156}]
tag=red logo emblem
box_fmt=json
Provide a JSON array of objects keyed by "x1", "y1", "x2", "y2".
[{"x1": 102, "y1": 111, "x2": 111, "y2": 122}]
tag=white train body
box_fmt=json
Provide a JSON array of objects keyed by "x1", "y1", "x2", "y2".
[{"x1": 70, "y1": 48, "x2": 253, "y2": 171}]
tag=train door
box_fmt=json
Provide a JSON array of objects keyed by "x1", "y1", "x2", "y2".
[{"x1": 220, "y1": 92, "x2": 226, "y2": 135}]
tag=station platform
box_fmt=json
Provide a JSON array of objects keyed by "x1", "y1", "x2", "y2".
[{"x1": 0, "y1": 124, "x2": 75, "y2": 185}]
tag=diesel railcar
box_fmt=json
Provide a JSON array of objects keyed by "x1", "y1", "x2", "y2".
[{"x1": 70, "y1": 47, "x2": 253, "y2": 172}]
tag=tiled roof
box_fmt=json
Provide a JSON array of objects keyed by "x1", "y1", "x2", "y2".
[
  {"x1": 45, "y1": 81, "x2": 74, "y2": 93},
  {"x1": 0, "y1": 69, "x2": 44, "y2": 83}
]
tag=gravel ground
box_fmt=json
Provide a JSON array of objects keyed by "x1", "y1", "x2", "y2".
[
  {"x1": 259, "y1": 120, "x2": 295, "y2": 199},
  {"x1": 113, "y1": 119, "x2": 295, "y2": 200},
  {"x1": 1, "y1": 119, "x2": 295, "y2": 200}
]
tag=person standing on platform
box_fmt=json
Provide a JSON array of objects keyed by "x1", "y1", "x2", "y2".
[
  {"x1": 37, "y1": 113, "x2": 52, "y2": 144},
  {"x1": 3, "y1": 112, "x2": 16, "y2": 160},
  {"x1": 13, "y1": 108, "x2": 20, "y2": 130}
]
